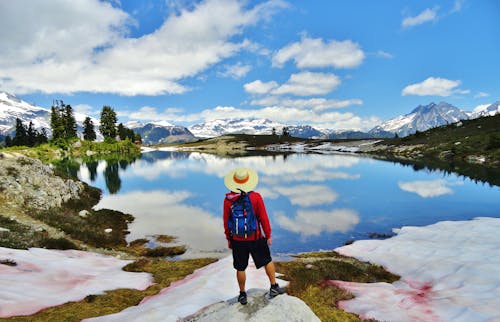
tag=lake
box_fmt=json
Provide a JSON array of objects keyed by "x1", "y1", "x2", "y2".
[{"x1": 76, "y1": 150, "x2": 500, "y2": 259}]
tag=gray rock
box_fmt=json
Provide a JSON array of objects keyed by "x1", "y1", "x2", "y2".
[
  {"x1": 0, "y1": 154, "x2": 84, "y2": 210},
  {"x1": 182, "y1": 289, "x2": 320, "y2": 322}
]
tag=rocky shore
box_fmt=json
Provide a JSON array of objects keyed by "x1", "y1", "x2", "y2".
[
  {"x1": 0, "y1": 152, "x2": 84, "y2": 210},
  {"x1": 0, "y1": 152, "x2": 87, "y2": 244}
]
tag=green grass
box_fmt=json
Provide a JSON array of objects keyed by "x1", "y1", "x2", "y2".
[
  {"x1": 276, "y1": 251, "x2": 399, "y2": 322},
  {"x1": 380, "y1": 114, "x2": 500, "y2": 164}
]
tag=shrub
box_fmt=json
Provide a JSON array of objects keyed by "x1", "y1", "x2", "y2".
[{"x1": 41, "y1": 237, "x2": 79, "y2": 250}]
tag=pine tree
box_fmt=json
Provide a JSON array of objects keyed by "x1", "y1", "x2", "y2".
[
  {"x1": 50, "y1": 103, "x2": 65, "y2": 140},
  {"x1": 63, "y1": 104, "x2": 77, "y2": 139},
  {"x1": 27, "y1": 121, "x2": 35, "y2": 147},
  {"x1": 12, "y1": 118, "x2": 28, "y2": 146},
  {"x1": 37, "y1": 128, "x2": 48, "y2": 145},
  {"x1": 5, "y1": 135, "x2": 12, "y2": 147},
  {"x1": 83, "y1": 117, "x2": 97, "y2": 141},
  {"x1": 100, "y1": 105, "x2": 117, "y2": 140},
  {"x1": 117, "y1": 123, "x2": 126, "y2": 140}
]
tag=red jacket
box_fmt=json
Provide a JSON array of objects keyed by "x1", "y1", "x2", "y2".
[{"x1": 223, "y1": 191, "x2": 271, "y2": 244}]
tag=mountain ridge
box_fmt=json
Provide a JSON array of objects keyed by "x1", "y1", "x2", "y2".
[{"x1": 1, "y1": 91, "x2": 498, "y2": 143}]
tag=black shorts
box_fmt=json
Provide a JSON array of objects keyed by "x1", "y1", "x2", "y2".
[{"x1": 231, "y1": 238, "x2": 272, "y2": 271}]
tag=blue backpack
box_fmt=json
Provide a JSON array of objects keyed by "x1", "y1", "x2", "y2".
[{"x1": 228, "y1": 192, "x2": 258, "y2": 238}]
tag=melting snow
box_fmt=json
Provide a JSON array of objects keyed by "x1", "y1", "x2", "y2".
[
  {"x1": 333, "y1": 217, "x2": 500, "y2": 322},
  {"x1": 85, "y1": 256, "x2": 288, "y2": 321},
  {"x1": 1, "y1": 217, "x2": 499, "y2": 321},
  {"x1": 0, "y1": 247, "x2": 153, "y2": 318}
]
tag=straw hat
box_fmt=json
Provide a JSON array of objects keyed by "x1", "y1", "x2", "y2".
[{"x1": 224, "y1": 168, "x2": 259, "y2": 193}]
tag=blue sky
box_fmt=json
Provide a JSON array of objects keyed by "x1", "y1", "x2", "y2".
[{"x1": 0, "y1": 0, "x2": 498, "y2": 130}]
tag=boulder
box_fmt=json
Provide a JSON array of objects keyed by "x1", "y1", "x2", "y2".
[{"x1": 182, "y1": 289, "x2": 320, "y2": 322}]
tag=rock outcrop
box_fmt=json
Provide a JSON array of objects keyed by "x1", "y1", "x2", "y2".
[
  {"x1": 0, "y1": 152, "x2": 84, "y2": 210},
  {"x1": 182, "y1": 289, "x2": 320, "y2": 322}
]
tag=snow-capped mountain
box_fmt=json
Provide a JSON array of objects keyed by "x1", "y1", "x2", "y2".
[
  {"x1": 369, "y1": 102, "x2": 471, "y2": 137},
  {"x1": 188, "y1": 118, "x2": 286, "y2": 138},
  {"x1": 472, "y1": 101, "x2": 500, "y2": 118},
  {"x1": 0, "y1": 91, "x2": 101, "y2": 139},
  {"x1": 127, "y1": 121, "x2": 195, "y2": 144},
  {"x1": 0, "y1": 92, "x2": 51, "y2": 135}
]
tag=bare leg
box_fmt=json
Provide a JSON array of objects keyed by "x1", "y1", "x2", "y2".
[
  {"x1": 264, "y1": 261, "x2": 276, "y2": 285},
  {"x1": 236, "y1": 270, "x2": 246, "y2": 292}
]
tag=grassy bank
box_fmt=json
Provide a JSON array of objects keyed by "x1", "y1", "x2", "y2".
[
  {"x1": 276, "y1": 251, "x2": 399, "y2": 322},
  {"x1": 2, "y1": 139, "x2": 141, "y2": 164},
  {"x1": 367, "y1": 114, "x2": 500, "y2": 186}
]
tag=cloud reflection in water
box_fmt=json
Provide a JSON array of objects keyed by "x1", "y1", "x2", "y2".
[
  {"x1": 94, "y1": 190, "x2": 226, "y2": 258},
  {"x1": 275, "y1": 208, "x2": 360, "y2": 238},
  {"x1": 398, "y1": 179, "x2": 461, "y2": 198}
]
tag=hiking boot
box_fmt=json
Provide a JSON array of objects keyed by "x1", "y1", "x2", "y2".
[
  {"x1": 238, "y1": 291, "x2": 247, "y2": 305},
  {"x1": 269, "y1": 283, "x2": 285, "y2": 298}
]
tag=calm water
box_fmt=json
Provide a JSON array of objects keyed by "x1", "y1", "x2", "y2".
[{"x1": 76, "y1": 150, "x2": 500, "y2": 258}]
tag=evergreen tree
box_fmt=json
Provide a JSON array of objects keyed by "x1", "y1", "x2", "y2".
[
  {"x1": 27, "y1": 121, "x2": 36, "y2": 147},
  {"x1": 63, "y1": 104, "x2": 77, "y2": 139},
  {"x1": 83, "y1": 117, "x2": 97, "y2": 141},
  {"x1": 37, "y1": 128, "x2": 48, "y2": 145},
  {"x1": 100, "y1": 105, "x2": 117, "y2": 140},
  {"x1": 50, "y1": 103, "x2": 65, "y2": 140},
  {"x1": 5, "y1": 135, "x2": 12, "y2": 147},
  {"x1": 117, "y1": 123, "x2": 126, "y2": 140},
  {"x1": 12, "y1": 118, "x2": 28, "y2": 146}
]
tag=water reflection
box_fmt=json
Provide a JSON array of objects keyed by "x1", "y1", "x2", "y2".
[
  {"x1": 95, "y1": 190, "x2": 225, "y2": 257},
  {"x1": 275, "y1": 208, "x2": 360, "y2": 238},
  {"x1": 398, "y1": 179, "x2": 462, "y2": 198},
  {"x1": 79, "y1": 156, "x2": 138, "y2": 194},
  {"x1": 75, "y1": 150, "x2": 500, "y2": 257}
]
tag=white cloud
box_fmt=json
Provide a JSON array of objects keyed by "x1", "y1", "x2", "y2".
[
  {"x1": 402, "y1": 77, "x2": 466, "y2": 97},
  {"x1": 398, "y1": 179, "x2": 458, "y2": 198},
  {"x1": 374, "y1": 50, "x2": 394, "y2": 59},
  {"x1": 271, "y1": 72, "x2": 341, "y2": 96},
  {"x1": 73, "y1": 104, "x2": 97, "y2": 117},
  {"x1": 274, "y1": 184, "x2": 338, "y2": 207},
  {"x1": 402, "y1": 7, "x2": 439, "y2": 28},
  {"x1": 276, "y1": 208, "x2": 359, "y2": 237},
  {"x1": 96, "y1": 190, "x2": 225, "y2": 253},
  {"x1": 0, "y1": 0, "x2": 286, "y2": 95},
  {"x1": 451, "y1": 0, "x2": 466, "y2": 13},
  {"x1": 250, "y1": 97, "x2": 363, "y2": 111},
  {"x1": 218, "y1": 62, "x2": 251, "y2": 79},
  {"x1": 244, "y1": 80, "x2": 279, "y2": 94},
  {"x1": 474, "y1": 92, "x2": 490, "y2": 98},
  {"x1": 272, "y1": 36, "x2": 364, "y2": 69}
]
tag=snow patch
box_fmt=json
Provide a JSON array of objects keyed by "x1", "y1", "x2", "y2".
[
  {"x1": 0, "y1": 247, "x2": 153, "y2": 318},
  {"x1": 333, "y1": 217, "x2": 500, "y2": 322}
]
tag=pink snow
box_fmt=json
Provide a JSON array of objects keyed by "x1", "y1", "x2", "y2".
[
  {"x1": 0, "y1": 247, "x2": 153, "y2": 318},
  {"x1": 331, "y1": 217, "x2": 500, "y2": 322},
  {"x1": 84, "y1": 256, "x2": 288, "y2": 321}
]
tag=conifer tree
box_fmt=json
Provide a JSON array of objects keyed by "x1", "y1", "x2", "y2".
[
  {"x1": 37, "y1": 128, "x2": 48, "y2": 145},
  {"x1": 5, "y1": 135, "x2": 12, "y2": 147},
  {"x1": 83, "y1": 117, "x2": 97, "y2": 141},
  {"x1": 12, "y1": 118, "x2": 28, "y2": 146},
  {"x1": 63, "y1": 104, "x2": 77, "y2": 139},
  {"x1": 100, "y1": 105, "x2": 117, "y2": 140},
  {"x1": 50, "y1": 103, "x2": 65, "y2": 140},
  {"x1": 117, "y1": 123, "x2": 126, "y2": 140},
  {"x1": 27, "y1": 121, "x2": 36, "y2": 147}
]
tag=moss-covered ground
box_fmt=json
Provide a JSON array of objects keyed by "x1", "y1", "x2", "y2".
[{"x1": 276, "y1": 251, "x2": 400, "y2": 322}]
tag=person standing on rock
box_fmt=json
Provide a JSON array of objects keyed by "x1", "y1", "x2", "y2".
[{"x1": 223, "y1": 168, "x2": 285, "y2": 305}]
